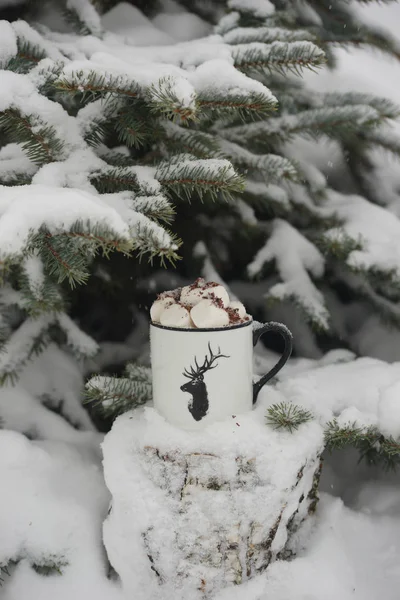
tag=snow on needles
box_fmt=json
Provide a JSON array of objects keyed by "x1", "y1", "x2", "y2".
[
  {"x1": 325, "y1": 190, "x2": 400, "y2": 277},
  {"x1": 0, "y1": 143, "x2": 38, "y2": 182},
  {"x1": 190, "y1": 58, "x2": 277, "y2": 105},
  {"x1": 0, "y1": 184, "x2": 130, "y2": 258},
  {"x1": 66, "y1": 0, "x2": 103, "y2": 37},
  {"x1": 0, "y1": 428, "x2": 113, "y2": 595},
  {"x1": 275, "y1": 355, "x2": 400, "y2": 439},
  {"x1": 59, "y1": 56, "x2": 196, "y2": 112},
  {"x1": 248, "y1": 219, "x2": 329, "y2": 329},
  {"x1": 0, "y1": 71, "x2": 84, "y2": 156},
  {"x1": 11, "y1": 20, "x2": 64, "y2": 62},
  {"x1": 0, "y1": 20, "x2": 17, "y2": 64},
  {"x1": 21, "y1": 254, "x2": 45, "y2": 299},
  {"x1": 228, "y1": 0, "x2": 275, "y2": 18}
]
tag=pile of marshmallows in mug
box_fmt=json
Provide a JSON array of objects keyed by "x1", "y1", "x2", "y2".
[{"x1": 150, "y1": 278, "x2": 251, "y2": 329}]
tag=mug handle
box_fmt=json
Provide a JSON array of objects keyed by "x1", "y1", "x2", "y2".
[{"x1": 252, "y1": 322, "x2": 293, "y2": 404}]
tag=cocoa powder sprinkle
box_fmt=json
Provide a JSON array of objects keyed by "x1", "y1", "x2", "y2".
[{"x1": 226, "y1": 307, "x2": 241, "y2": 324}]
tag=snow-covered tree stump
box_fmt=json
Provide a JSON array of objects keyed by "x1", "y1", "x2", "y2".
[{"x1": 102, "y1": 395, "x2": 324, "y2": 600}]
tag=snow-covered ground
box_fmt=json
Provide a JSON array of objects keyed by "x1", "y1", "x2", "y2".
[
  {"x1": 1, "y1": 345, "x2": 400, "y2": 599},
  {"x1": 216, "y1": 487, "x2": 400, "y2": 600},
  {"x1": 0, "y1": 432, "x2": 400, "y2": 600}
]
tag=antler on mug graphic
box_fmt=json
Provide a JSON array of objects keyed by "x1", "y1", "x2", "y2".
[{"x1": 180, "y1": 342, "x2": 229, "y2": 421}]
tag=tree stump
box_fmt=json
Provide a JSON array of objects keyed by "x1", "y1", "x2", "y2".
[{"x1": 102, "y1": 395, "x2": 324, "y2": 599}]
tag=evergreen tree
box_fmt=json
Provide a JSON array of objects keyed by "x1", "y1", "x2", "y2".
[{"x1": 0, "y1": 0, "x2": 399, "y2": 465}]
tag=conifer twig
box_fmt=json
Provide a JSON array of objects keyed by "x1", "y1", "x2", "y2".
[
  {"x1": 85, "y1": 374, "x2": 152, "y2": 419},
  {"x1": 5, "y1": 38, "x2": 46, "y2": 73},
  {"x1": 325, "y1": 419, "x2": 400, "y2": 470},
  {"x1": 0, "y1": 110, "x2": 63, "y2": 165},
  {"x1": 266, "y1": 402, "x2": 313, "y2": 433}
]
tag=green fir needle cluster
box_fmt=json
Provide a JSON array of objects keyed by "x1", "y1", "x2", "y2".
[
  {"x1": 85, "y1": 364, "x2": 152, "y2": 420},
  {"x1": 325, "y1": 420, "x2": 400, "y2": 471},
  {"x1": 266, "y1": 401, "x2": 314, "y2": 433}
]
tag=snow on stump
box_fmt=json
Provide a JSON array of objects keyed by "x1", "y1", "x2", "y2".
[{"x1": 102, "y1": 394, "x2": 324, "y2": 599}]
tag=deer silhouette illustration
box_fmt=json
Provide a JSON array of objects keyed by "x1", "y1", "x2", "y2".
[{"x1": 180, "y1": 342, "x2": 229, "y2": 421}]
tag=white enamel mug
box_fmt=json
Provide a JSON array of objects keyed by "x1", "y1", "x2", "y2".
[{"x1": 150, "y1": 320, "x2": 292, "y2": 430}]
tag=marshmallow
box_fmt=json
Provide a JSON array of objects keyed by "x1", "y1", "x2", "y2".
[
  {"x1": 180, "y1": 285, "x2": 205, "y2": 306},
  {"x1": 150, "y1": 297, "x2": 175, "y2": 323},
  {"x1": 150, "y1": 279, "x2": 250, "y2": 329},
  {"x1": 201, "y1": 284, "x2": 230, "y2": 308},
  {"x1": 160, "y1": 303, "x2": 192, "y2": 328},
  {"x1": 229, "y1": 300, "x2": 246, "y2": 318},
  {"x1": 190, "y1": 299, "x2": 230, "y2": 329}
]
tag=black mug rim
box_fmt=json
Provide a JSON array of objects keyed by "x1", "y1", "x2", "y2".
[{"x1": 150, "y1": 319, "x2": 253, "y2": 333}]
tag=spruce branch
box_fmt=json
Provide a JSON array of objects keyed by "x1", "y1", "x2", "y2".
[
  {"x1": 30, "y1": 222, "x2": 133, "y2": 288},
  {"x1": 148, "y1": 77, "x2": 196, "y2": 122},
  {"x1": 85, "y1": 374, "x2": 152, "y2": 419},
  {"x1": 266, "y1": 401, "x2": 313, "y2": 433},
  {"x1": 223, "y1": 105, "x2": 382, "y2": 148},
  {"x1": 90, "y1": 167, "x2": 141, "y2": 194},
  {"x1": 0, "y1": 110, "x2": 64, "y2": 165},
  {"x1": 5, "y1": 38, "x2": 46, "y2": 73},
  {"x1": 34, "y1": 231, "x2": 91, "y2": 288},
  {"x1": 114, "y1": 101, "x2": 161, "y2": 148},
  {"x1": 325, "y1": 420, "x2": 400, "y2": 471},
  {"x1": 270, "y1": 291, "x2": 330, "y2": 333},
  {"x1": 77, "y1": 99, "x2": 117, "y2": 147},
  {"x1": 31, "y1": 556, "x2": 68, "y2": 577},
  {"x1": 198, "y1": 89, "x2": 277, "y2": 121},
  {"x1": 36, "y1": 62, "x2": 65, "y2": 97},
  {"x1": 18, "y1": 262, "x2": 65, "y2": 315},
  {"x1": 266, "y1": 78, "x2": 314, "y2": 114},
  {"x1": 219, "y1": 139, "x2": 298, "y2": 182},
  {"x1": 362, "y1": 266, "x2": 400, "y2": 303},
  {"x1": 322, "y1": 26, "x2": 400, "y2": 62},
  {"x1": 130, "y1": 222, "x2": 181, "y2": 266},
  {"x1": 124, "y1": 363, "x2": 152, "y2": 383},
  {"x1": 63, "y1": 8, "x2": 92, "y2": 35},
  {"x1": 262, "y1": 12, "x2": 298, "y2": 29},
  {"x1": 317, "y1": 230, "x2": 363, "y2": 263},
  {"x1": 155, "y1": 158, "x2": 245, "y2": 201},
  {"x1": 54, "y1": 71, "x2": 142, "y2": 103},
  {"x1": 233, "y1": 41, "x2": 326, "y2": 76},
  {"x1": 243, "y1": 180, "x2": 290, "y2": 215},
  {"x1": 131, "y1": 194, "x2": 175, "y2": 225},
  {"x1": 323, "y1": 92, "x2": 400, "y2": 119},
  {"x1": 99, "y1": 150, "x2": 134, "y2": 167},
  {"x1": 360, "y1": 128, "x2": 400, "y2": 158},
  {"x1": 334, "y1": 268, "x2": 400, "y2": 330},
  {"x1": 61, "y1": 222, "x2": 133, "y2": 257},
  {"x1": 0, "y1": 172, "x2": 34, "y2": 187},
  {"x1": 0, "y1": 315, "x2": 53, "y2": 385},
  {"x1": 0, "y1": 562, "x2": 14, "y2": 585},
  {"x1": 64, "y1": 0, "x2": 103, "y2": 37},
  {"x1": 55, "y1": 72, "x2": 195, "y2": 123},
  {"x1": 54, "y1": 312, "x2": 99, "y2": 358},
  {"x1": 0, "y1": 564, "x2": 10, "y2": 583},
  {"x1": 224, "y1": 26, "x2": 316, "y2": 45},
  {"x1": 162, "y1": 122, "x2": 220, "y2": 158},
  {"x1": 84, "y1": 117, "x2": 112, "y2": 147}
]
